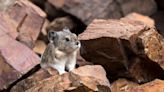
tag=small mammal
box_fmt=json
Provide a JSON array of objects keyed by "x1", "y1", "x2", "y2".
[{"x1": 41, "y1": 28, "x2": 81, "y2": 74}]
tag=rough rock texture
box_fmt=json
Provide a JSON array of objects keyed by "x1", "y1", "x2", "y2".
[
  {"x1": 0, "y1": 13, "x2": 18, "y2": 39},
  {"x1": 116, "y1": 0, "x2": 157, "y2": 16},
  {"x1": 123, "y1": 12, "x2": 155, "y2": 27},
  {"x1": 137, "y1": 29, "x2": 164, "y2": 68},
  {"x1": 78, "y1": 19, "x2": 145, "y2": 76},
  {"x1": 11, "y1": 68, "x2": 58, "y2": 92},
  {"x1": 128, "y1": 57, "x2": 164, "y2": 83},
  {"x1": 44, "y1": 1, "x2": 67, "y2": 20},
  {"x1": 33, "y1": 40, "x2": 46, "y2": 55},
  {"x1": 11, "y1": 65, "x2": 110, "y2": 92},
  {"x1": 78, "y1": 19, "x2": 164, "y2": 82},
  {"x1": 47, "y1": 0, "x2": 122, "y2": 25},
  {"x1": 0, "y1": 25, "x2": 40, "y2": 90},
  {"x1": 46, "y1": 16, "x2": 75, "y2": 33},
  {"x1": 7, "y1": 0, "x2": 46, "y2": 48},
  {"x1": 129, "y1": 79, "x2": 164, "y2": 92},
  {"x1": 76, "y1": 52, "x2": 93, "y2": 67},
  {"x1": 47, "y1": 0, "x2": 157, "y2": 25},
  {"x1": 111, "y1": 79, "x2": 164, "y2": 92},
  {"x1": 111, "y1": 79, "x2": 139, "y2": 92},
  {"x1": 0, "y1": 0, "x2": 16, "y2": 12}
]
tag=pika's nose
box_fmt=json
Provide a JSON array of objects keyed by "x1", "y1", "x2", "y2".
[{"x1": 76, "y1": 41, "x2": 79, "y2": 45}]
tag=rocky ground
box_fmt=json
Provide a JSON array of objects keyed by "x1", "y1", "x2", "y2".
[{"x1": 0, "y1": 0, "x2": 164, "y2": 92}]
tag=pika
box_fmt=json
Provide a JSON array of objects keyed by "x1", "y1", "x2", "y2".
[{"x1": 41, "y1": 28, "x2": 81, "y2": 74}]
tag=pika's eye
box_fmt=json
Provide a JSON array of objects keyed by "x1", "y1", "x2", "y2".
[{"x1": 65, "y1": 38, "x2": 70, "y2": 41}]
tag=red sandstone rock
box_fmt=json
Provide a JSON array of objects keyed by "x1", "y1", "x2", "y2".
[
  {"x1": 8, "y1": 0, "x2": 46, "y2": 48},
  {"x1": 0, "y1": 28, "x2": 40, "y2": 90}
]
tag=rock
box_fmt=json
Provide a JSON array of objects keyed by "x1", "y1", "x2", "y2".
[
  {"x1": 76, "y1": 51, "x2": 93, "y2": 67},
  {"x1": 111, "y1": 78, "x2": 139, "y2": 92},
  {"x1": 7, "y1": 0, "x2": 46, "y2": 48},
  {"x1": 129, "y1": 79, "x2": 164, "y2": 92},
  {"x1": 117, "y1": 0, "x2": 157, "y2": 16},
  {"x1": 44, "y1": 1, "x2": 67, "y2": 20},
  {"x1": 78, "y1": 19, "x2": 164, "y2": 80},
  {"x1": 128, "y1": 57, "x2": 164, "y2": 83},
  {"x1": 151, "y1": 11, "x2": 164, "y2": 36},
  {"x1": 0, "y1": 27, "x2": 40, "y2": 90},
  {"x1": 78, "y1": 19, "x2": 146, "y2": 77},
  {"x1": 41, "y1": 19, "x2": 49, "y2": 36},
  {"x1": 11, "y1": 68, "x2": 58, "y2": 92},
  {"x1": 0, "y1": 54, "x2": 20, "y2": 90},
  {"x1": 136, "y1": 28, "x2": 164, "y2": 68},
  {"x1": 29, "y1": 0, "x2": 46, "y2": 9},
  {"x1": 123, "y1": 12, "x2": 155, "y2": 27},
  {"x1": 47, "y1": 0, "x2": 157, "y2": 25},
  {"x1": 46, "y1": 16, "x2": 74, "y2": 32},
  {"x1": 33, "y1": 40, "x2": 46, "y2": 55},
  {"x1": 37, "y1": 19, "x2": 50, "y2": 44},
  {"x1": 111, "y1": 79, "x2": 164, "y2": 92},
  {"x1": 0, "y1": 13, "x2": 18, "y2": 39},
  {"x1": 12, "y1": 65, "x2": 110, "y2": 92},
  {"x1": 46, "y1": 16, "x2": 86, "y2": 35},
  {"x1": 47, "y1": 0, "x2": 122, "y2": 25},
  {"x1": 0, "y1": 0, "x2": 16, "y2": 12}
]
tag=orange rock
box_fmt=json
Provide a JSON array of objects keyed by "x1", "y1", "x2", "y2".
[
  {"x1": 13, "y1": 65, "x2": 110, "y2": 92},
  {"x1": 78, "y1": 19, "x2": 164, "y2": 82},
  {"x1": 129, "y1": 79, "x2": 164, "y2": 92},
  {"x1": 111, "y1": 79, "x2": 139, "y2": 92},
  {"x1": 78, "y1": 19, "x2": 147, "y2": 78},
  {"x1": 123, "y1": 12, "x2": 155, "y2": 27},
  {"x1": 33, "y1": 40, "x2": 47, "y2": 55},
  {"x1": 111, "y1": 79, "x2": 164, "y2": 92}
]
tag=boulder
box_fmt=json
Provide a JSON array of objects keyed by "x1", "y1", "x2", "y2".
[
  {"x1": 78, "y1": 19, "x2": 146, "y2": 77},
  {"x1": 123, "y1": 12, "x2": 155, "y2": 27},
  {"x1": 33, "y1": 40, "x2": 46, "y2": 55},
  {"x1": 129, "y1": 79, "x2": 164, "y2": 92},
  {"x1": 46, "y1": 16, "x2": 75, "y2": 33},
  {"x1": 0, "y1": 13, "x2": 18, "y2": 39},
  {"x1": 111, "y1": 78, "x2": 138, "y2": 92},
  {"x1": 7, "y1": 0, "x2": 46, "y2": 48},
  {"x1": 0, "y1": 27, "x2": 40, "y2": 90},
  {"x1": 47, "y1": 0, "x2": 122, "y2": 25},
  {"x1": 128, "y1": 57, "x2": 164, "y2": 83},
  {"x1": 11, "y1": 65, "x2": 110, "y2": 92},
  {"x1": 11, "y1": 68, "x2": 58, "y2": 92},
  {"x1": 78, "y1": 19, "x2": 164, "y2": 81},
  {"x1": 116, "y1": 0, "x2": 157, "y2": 16},
  {"x1": 111, "y1": 79, "x2": 164, "y2": 92},
  {"x1": 47, "y1": 0, "x2": 157, "y2": 25}
]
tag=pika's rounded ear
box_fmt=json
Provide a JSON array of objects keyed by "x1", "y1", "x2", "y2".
[
  {"x1": 63, "y1": 27, "x2": 71, "y2": 33},
  {"x1": 48, "y1": 31, "x2": 58, "y2": 43}
]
